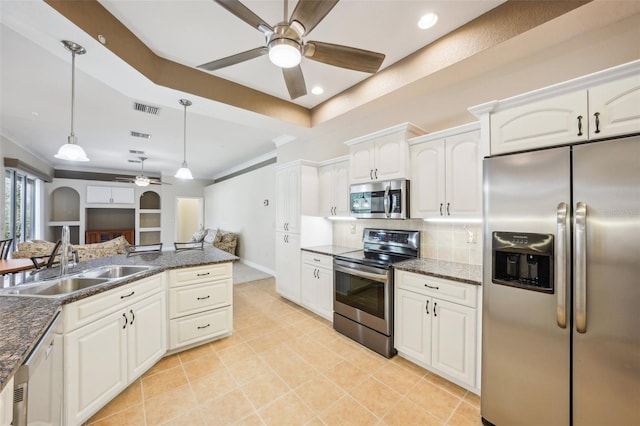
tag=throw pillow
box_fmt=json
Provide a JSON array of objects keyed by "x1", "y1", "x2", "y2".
[
  {"x1": 191, "y1": 226, "x2": 207, "y2": 242},
  {"x1": 214, "y1": 229, "x2": 223, "y2": 243},
  {"x1": 203, "y1": 228, "x2": 216, "y2": 244}
]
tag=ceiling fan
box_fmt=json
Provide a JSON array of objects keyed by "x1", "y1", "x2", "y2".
[
  {"x1": 115, "y1": 157, "x2": 170, "y2": 186},
  {"x1": 197, "y1": 0, "x2": 386, "y2": 99}
]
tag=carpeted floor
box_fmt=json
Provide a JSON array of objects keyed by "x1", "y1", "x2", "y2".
[{"x1": 233, "y1": 262, "x2": 273, "y2": 285}]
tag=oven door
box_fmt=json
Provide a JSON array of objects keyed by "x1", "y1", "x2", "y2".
[{"x1": 334, "y1": 260, "x2": 392, "y2": 335}]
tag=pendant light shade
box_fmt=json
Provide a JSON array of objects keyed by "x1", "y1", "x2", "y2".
[
  {"x1": 55, "y1": 40, "x2": 90, "y2": 162},
  {"x1": 175, "y1": 99, "x2": 193, "y2": 180}
]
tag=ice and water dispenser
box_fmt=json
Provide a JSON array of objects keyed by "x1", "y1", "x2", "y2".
[{"x1": 492, "y1": 232, "x2": 554, "y2": 293}]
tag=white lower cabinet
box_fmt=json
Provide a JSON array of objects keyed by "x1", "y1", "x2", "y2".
[
  {"x1": 0, "y1": 377, "x2": 13, "y2": 426},
  {"x1": 168, "y1": 263, "x2": 233, "y2": 350},
  {"x1": 301, "y1": 252, "x2": 333, "y2": 321},
  {"x1": 275, "y1": 232, "x2": 301, "y2": 303},
  {"x1": 64, "y1": 275, "x2": 166, "y2": 425},
  {"x1": 395, "y1": 270, "x2": 477, "y2": 390}
]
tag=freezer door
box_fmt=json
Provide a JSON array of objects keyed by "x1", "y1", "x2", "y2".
[
  {"x1": 482, "y1": 147, "x2": 571, "y2": 426},
  {"x1": 572, "y1": 136, "x2": 640, "y2": 425}
]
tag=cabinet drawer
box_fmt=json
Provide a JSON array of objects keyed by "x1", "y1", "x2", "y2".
[
  {"x1": 395, "y1": 270, "x2": 477, "y2": 308},
  {"x1": 169, "y1": 306, "x2": 232, "y2": 350},
  {"x1": 168, "y1": 263, "x2": 232, "y2": 288},
  {"x1": 301, "y1": 251, "x2": 333, "y2": 270},
  {"x1": 169, "y1": 279, "x2": 232, "y2": 319},
  {"x1": 64, "y1": 274, "x2": 165, "y2": 332}
]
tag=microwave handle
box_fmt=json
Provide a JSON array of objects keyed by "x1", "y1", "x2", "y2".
[{"x1": 383, "y1": 184, "x2": 391, "y2": 218}]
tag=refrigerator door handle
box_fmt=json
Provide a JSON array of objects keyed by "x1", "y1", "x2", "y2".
[
  {"x1": 575, "y1": 202, "x2": 588, "y2": 333},
  {"x1": 556, "y1": 202, "x2": 569, "y2": 328}
]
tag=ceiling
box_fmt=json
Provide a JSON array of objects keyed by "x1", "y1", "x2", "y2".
[{"x1": 0, "y1": 0, "x2": 505, "y2": 180}]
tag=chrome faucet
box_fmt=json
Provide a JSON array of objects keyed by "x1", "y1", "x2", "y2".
[{"x1": 60, "y1": 225, "x2": 71, "y2": 276}]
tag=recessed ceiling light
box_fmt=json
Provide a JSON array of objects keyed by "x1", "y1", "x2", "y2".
[
  {"x1": 311, "y1": 86, "x2": 324, "y2": 95},
  {"x1": 31, "y1": 111, "x2": 39, "y2": 116},
  {"x1": 418, "y1": 13, "x2": 438, "y2": 30}
]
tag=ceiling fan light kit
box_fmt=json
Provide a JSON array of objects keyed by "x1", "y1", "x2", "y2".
[
  {"x1": 55, "y1": 40, "x2": 90, "y2": 162},
  {"x1": 198, "y1": 0, "x2": 385, "y2": 100},
  {"x1": 175, "y1": 99, "x2": 194, "y2": 180}
]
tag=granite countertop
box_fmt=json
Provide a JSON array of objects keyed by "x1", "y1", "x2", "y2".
[
  {"x1": 0, "y1": 247, "x2": 238, "y2": 392},
  {"x1": 301, "y1": 245, "x2": 359, "y2": 256},
  {"x1": 394, "y1": 258, "x2": 482, "y2": 285}
]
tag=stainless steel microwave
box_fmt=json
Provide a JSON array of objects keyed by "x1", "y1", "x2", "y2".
[{"x1": 350, "y1": 179, "x2": 409, "y2": 219}]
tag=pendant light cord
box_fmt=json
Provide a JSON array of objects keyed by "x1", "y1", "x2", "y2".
[
  {"x1": 70, "y1": 50, "x2": 76, "y2": 139},
  {"x1": 183, "y1": 102, "x2": 187, "y2": 164}
]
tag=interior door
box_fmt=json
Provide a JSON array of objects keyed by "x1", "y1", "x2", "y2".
[{"x1": 572, "y1": 136, "x2": 640, "y2": 425}]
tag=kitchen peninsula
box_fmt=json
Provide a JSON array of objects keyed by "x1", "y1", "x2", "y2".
[{"x1": 0, "y1": 246, "x2": 237, "y2": 424}]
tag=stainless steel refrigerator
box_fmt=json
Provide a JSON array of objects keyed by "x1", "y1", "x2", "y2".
[{"x1": 481, "y1": 135, "x2": 640, "y2": 425}]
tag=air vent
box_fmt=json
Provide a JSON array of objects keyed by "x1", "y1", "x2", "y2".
[
  {"x1": 133, "y1": 102, "x2": 161, "y2": 115},
  {"x1": 129, "y1": 149, "x2": 145, "y2": 155},
  {"x1": 130, "y1": 131, "x2": 151, "y2": 139}
]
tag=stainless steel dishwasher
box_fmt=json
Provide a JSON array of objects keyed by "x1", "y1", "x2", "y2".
[{"x1": 13, "y1": 311, "x2": 63, "y2": 426}]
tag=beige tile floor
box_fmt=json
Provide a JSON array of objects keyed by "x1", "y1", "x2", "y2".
[{"x1": 86, "y1": 278, "x2": 481, "y2": 426}]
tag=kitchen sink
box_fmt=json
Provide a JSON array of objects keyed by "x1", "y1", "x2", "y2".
[
  {"x1": 0, "y1": 264, "x2": 155, "y2": 297},
  {"x1": 3, "y1": 277, "x2": 110, "y2": 296},
  {"x1": 81, "y1": 265, "x2": 153, "y2": 279}
]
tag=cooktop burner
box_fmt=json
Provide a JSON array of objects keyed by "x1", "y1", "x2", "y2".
[{"x1": 334, "y1": 228, "x2": 420, "y2": 269}]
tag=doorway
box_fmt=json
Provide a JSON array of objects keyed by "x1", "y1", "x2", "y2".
[{"x1": 175, "y1": 197, "x2": 203, "y2": 242}]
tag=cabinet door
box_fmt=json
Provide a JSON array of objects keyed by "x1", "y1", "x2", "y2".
[
  {"x1": 0, "y1": 377, "x2": 13, "y2": 426},
  {"x1": 86, "y1": 186, "x2": 112, "y2": 203},
  {"x1": 431, "y1": 298, "x2": 476, "y2": 386},
  {"x1": 445, "y1": 130, "x2": 482, "y2": 217},
  {"x1": 490, "y1": 90, "x2": 588, "y2": 155},
  {"x1": 350, "y1": 143, "x2": 375, "y2": 183},
  {"x1": 275, "y1": 167, "x2": 300, "y2": 232},
  {"x1": 410, "y1": 140, "x2": 445, "y2": 218},
  {"x1": 275, "y1": 232, "x2": 301, "y2": 303},
  {"x1": 333, "y1": 161, "x2": 350, "y2": 216},
  {"x1": 127, "y1": 291, "x2": 166, "y2": 380},
  {"x1": 110, "y1": 187, "x2": 134, "y2": 204},
  {"x1": 395, "y1": 289, "x2": 431, "y2": 365},
  {"x1": 65, "y1": 312, "x2": 127, "y2": 425},
  {"x1": 301, "y1": 263, "x2": 318, "y2": 310},
  {"x1": 588, "y1": 74, "x2": 640, "y2": 140},
  {"x1": 318, "y1": 165, "x2": 334, "y2": 217},
  {"x1": 315, "y1": 266, "x2": 334, "y2": 321},
  {"x1": 374, "y1": 137, "x2": 408, "y2": 181}
]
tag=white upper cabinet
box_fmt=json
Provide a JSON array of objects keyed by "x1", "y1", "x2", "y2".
[
  {"x1": 318, "y1": 157, "x2": 350, "y2": 217},
  {"x1": 346, "y1": 123, "x2": 425, "y2": 184},
  {"x1": 490, "y1": 91, "x2": 588, "y2": 154},
  {"x1": 482, "y1": 61, "x2": 640, "y2": 155},
  {"x1": 410, "y1": 124, "x2": 484, "y2": 219},
  {"x1": 86, "y1": 185, "x2": 135, "y2": 204},
  {"x1": 275, "y1": 161, "x2": 319, "y2": 234},
  {"x1": 588, "y1": 74, "x2": 640, "y2": 139}
]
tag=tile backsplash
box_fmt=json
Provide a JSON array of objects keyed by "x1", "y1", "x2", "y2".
[{"x1": 332, "y1": 219, "x2": 483, "y2": 266}]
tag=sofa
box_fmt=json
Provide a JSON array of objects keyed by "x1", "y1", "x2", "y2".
[
  {"x1": 192, "y1": 228, "x2": 238, "y2": 255},
  {"x1": 13, "y1": 235, "x2": 130, "y2": 262}
]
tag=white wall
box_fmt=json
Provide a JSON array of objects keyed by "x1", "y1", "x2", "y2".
[
  {"x1": 204, "y1": 163, "x2": 275, "y2": 273},
  {"x1": 176, "y1": 197, "x2": 202, "y2": 241},
  {"x1": 159, "y1": 176, "x2": 208, "y2": 247}
]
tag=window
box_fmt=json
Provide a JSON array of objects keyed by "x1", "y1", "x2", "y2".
[{"x1": 4, "y1": 169, "x2": 39, "y2": 244}]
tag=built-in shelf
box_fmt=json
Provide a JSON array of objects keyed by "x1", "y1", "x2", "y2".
[{"x1": 138, "y1": 191, "x2": 161, "y2": 245}]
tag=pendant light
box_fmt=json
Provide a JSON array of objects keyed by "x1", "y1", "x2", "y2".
[
  {"x1": 55, "y1": 40, "x2": 90, "y2": 162},
  {"x1": 174, "y1": 99, "x2": 193, "y2": 179}
]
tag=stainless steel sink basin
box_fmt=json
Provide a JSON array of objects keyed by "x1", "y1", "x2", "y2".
[
  {"x1": 0, "y1": 264, "x2": 155, "y2": 297},
  {"x1": 3, "y1": 277, "x2": 110, "y2": 296},
  {"x1": 81, "y1": 265, "x2": 153, "y2": 279}
]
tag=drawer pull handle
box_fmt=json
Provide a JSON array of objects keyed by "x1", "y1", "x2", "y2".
[
  {"x1": 577, "y1": 115, "x2": 583, "y2": 136},
  {"x1": 314, "y1": 258, "x2": 321, "y2": 262},
  {"x1": 129, "y1": 309, "x2": 135, "y2": 325},
  {"x1": 197, "y1": 272, "x2": 210, "y2": 277},
  {"x1": 424, "y1": 284, "x2": 439, "y2": 290},
  {"x1": 425, "y1": 300, "x2": 429, "y2": 315},
  {"x1": 120, "y1": 291, "x2": 135, "y2": 299},
  {"x1": 594, "y1": 112, "x2": 601, "y2": 134},
  {"x1": 434, "y1": 302, "x2": 438, "y2": 317},
  {"x1": 197, "y1": 324, "x2": 210, "y2": 330},
  {"x1": 197, "y1": 295, "x2": 210, "y2": 300},
  {"x1": 122, "y1": 313, "x2": 128, "y2": 329}
]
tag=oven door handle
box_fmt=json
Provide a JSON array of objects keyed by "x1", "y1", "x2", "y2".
[{"x1": 335, "y1": 263, "x2": 388, "y2": 282}]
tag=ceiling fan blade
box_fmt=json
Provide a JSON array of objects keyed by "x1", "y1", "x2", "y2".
[
  {"x1": 198, "y1": 47, "x2": 267, "y2": 71},
  {"x1": 305, "y1": 41, "x2": 385, "y2": 73},
  {"x1": 290, "y1": 0, "x2": 339, "y2": 36},
  {"x1": 282, "y1": 66, "x2": 307, "y2": 99},
  {"x1": 214, "y1": 0, "x2": 273, "y2": 34}
]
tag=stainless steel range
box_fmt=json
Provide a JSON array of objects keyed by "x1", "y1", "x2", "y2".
[{"x1": 333, "y1": 228, "x2": 419, "y2": 358}]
